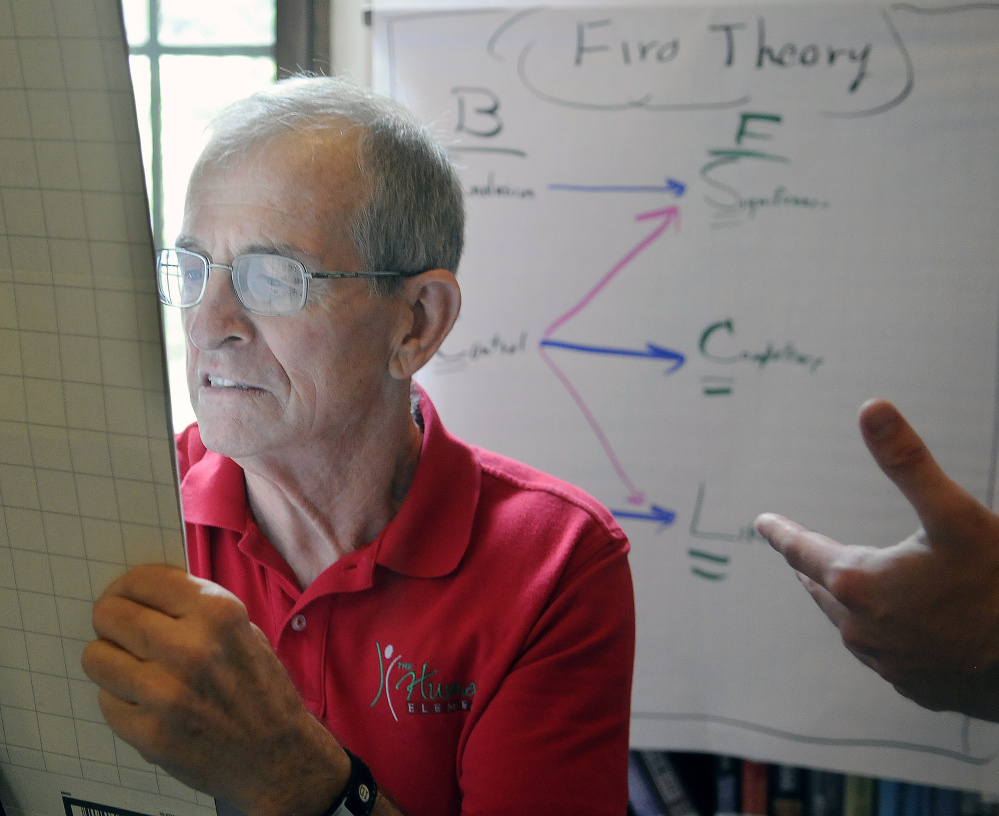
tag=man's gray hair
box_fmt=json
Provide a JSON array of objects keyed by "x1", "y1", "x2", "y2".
[{"x1": 194, "y1": 75, "x2": 464, "y2": 294}]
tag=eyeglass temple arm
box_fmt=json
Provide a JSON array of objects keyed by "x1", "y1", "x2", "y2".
[{"x1": 311, "y1": 270, "x2": 425, "y2": 280}]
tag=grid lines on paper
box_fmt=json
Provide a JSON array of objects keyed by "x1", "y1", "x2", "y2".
[{"x1": 0, "y1": 0, "x2": 206, "y2": 806}]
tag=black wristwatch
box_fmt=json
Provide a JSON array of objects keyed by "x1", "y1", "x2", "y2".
[{"x1": 321, "y1": 749, "x2": 378, "y2": 816}]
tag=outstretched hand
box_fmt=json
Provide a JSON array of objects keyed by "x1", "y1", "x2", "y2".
[
  {"x1": 82, "y1": 565, "x2": 348, "y2": 816},
  {"x1": 755, "y1": 400, "x2": 999, "y2": 721}
]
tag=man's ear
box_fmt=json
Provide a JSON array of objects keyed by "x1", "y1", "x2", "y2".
[{"x1": 389, "y1": 269, "x2": 461, "y2": 380}]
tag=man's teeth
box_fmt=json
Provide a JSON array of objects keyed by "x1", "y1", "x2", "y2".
[{"x1": 209, "y1": 376, "x2": 248, "y2": 389}]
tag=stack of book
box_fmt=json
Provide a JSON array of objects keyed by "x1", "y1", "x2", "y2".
[{"x1": 628, "y1": 751, "x2": 988, "y2": 816}]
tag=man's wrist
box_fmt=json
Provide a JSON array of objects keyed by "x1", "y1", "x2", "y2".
[{"x1": 319, "y1": 749, "x2": 377, "y2": 816}]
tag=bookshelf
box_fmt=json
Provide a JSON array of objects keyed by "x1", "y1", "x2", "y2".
[{"x1": 629, "y1": 752, "x2": 986, "y2": 816}]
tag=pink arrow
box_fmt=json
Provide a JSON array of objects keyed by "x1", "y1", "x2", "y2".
[
  {"x1": 539, "y1": 206, "x2": 681, "y2": 505},
  {"x1": 543, "y1": 206, "x2": 680, "y2": 339}
]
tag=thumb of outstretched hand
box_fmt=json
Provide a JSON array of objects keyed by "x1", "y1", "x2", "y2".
[{"x1": 858, "y1": 399, "x2": 966, "y2": 540}]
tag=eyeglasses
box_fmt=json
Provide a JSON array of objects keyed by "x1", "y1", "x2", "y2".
[{"x1": 156, "y1": 248, "x2": 418, "y2": 316}]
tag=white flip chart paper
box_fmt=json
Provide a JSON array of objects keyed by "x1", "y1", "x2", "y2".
[
  {"x1": 0, "y1": 1, "x2": 213, "y2": 813},
  {"x1": 373, "y1": 1, "x2": 999, "y2": 790}
]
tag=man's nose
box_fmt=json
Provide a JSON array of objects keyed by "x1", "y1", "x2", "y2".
[{"x1": 185, "y1": 266, "x2": 254, "y2": 350}]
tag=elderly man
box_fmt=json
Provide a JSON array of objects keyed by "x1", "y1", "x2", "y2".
[{"x1": 80, "y1": 77, "x2": 635, "y2": 816}]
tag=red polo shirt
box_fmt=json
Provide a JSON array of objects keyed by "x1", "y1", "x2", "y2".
[{"x1": 177, "y1": 388, "x2": 635, "y2": 816}]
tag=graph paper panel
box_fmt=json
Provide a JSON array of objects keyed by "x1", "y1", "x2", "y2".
[{"x1": 0, "y1": 0, "x2": 215, "y2": 813}]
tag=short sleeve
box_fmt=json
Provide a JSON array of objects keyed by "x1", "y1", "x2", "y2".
[{"x1": 457, "y1": 530, "x2": 635, "y2": 815}]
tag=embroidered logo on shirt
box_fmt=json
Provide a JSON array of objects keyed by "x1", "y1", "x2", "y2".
[{"x1": 370, "y1": 642, "x2": 476, "y2": 721}]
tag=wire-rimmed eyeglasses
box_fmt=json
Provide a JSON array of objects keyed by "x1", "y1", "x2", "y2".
[{"x1": 156, "y1": 248, "x2": 420, "y2": 317}]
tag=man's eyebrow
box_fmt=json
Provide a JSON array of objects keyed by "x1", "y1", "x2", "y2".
[
  {"x1": 242, "y1": 242, "x2": 307, "y2": 259},
  {"x1": 171, "y1": 239, "x2": 312, "y2": 263}
]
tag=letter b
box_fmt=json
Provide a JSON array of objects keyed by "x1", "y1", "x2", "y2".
[{"x1": 452, "y1": 86, "x2": 503, "y2": 138}]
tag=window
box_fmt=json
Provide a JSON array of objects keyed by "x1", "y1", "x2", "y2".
[
  {"x1": 123, "y1": 3, "x2": 333, "y2": 431},
  {"x1": 122, "y1": 0, "x2": 277, "y2": 250},
  {"x1": 123, "y1": 1, "x2": 277, "y2": 430}
]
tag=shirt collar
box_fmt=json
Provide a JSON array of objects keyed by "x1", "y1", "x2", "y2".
[
  {"x1": 179, "y1": 384, "x2": 481, "y2": 580},
  {"x1": 371, "y1": 385, "x2": 480, "y2": 578},
  {"x1": 181, "y1": 440, "x2": 249, "y2": 532}
]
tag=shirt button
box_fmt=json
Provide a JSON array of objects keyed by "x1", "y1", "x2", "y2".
[{"x1": 291, "y1": 614, "x2": 307, "y2": 632}]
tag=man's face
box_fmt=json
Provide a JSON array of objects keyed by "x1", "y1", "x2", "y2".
[{"x1": 178, "y1": 131, "x2": 410, "y2": 464}]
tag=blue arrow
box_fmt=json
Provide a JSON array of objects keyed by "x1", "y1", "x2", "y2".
[
  {"x1": 539, "y1": 339, "x2": 684, "y2": 373},
  {"x1": 611, "y1": 505, "x2": 677, "y2": 527},
  {"x1": 549, "y1": 177, "x2": 686, "y2": 196}
]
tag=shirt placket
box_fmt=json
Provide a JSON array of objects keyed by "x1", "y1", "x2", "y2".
[{"x1": 275, "y1": 595, "x2": 332, "y2": 720}]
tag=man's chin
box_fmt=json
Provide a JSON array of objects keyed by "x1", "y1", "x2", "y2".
[{"x1": 196, "y1": 420, "x2": 253, "y2": 459}]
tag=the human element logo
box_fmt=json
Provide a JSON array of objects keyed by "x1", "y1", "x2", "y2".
[
  {"x1": 370, "y1": 642, "x2": 476, "y2": 722},
  {"x1": 370, "y1": 643, "x2": 404, "y2": 721}
]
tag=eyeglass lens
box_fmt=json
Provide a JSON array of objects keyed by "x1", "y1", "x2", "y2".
[
  {"x1": 157, "y1": 250, "x2": 311, "y2": 316},
  {"x1": 233, "y1": 255, "x2": 308, "y2": 315},
  {"x1": 158, "y1": 248, "x2": 207, "y2": 307}
]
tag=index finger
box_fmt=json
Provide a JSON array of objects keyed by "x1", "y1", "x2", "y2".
[
  {"x1": 857, "y1": 400, "x2": 962, "y2": 535},
  {"x1": 101, "y1": 564, "x2": 238, "y2": 618},
  {"x1": 754, "y1": 512, "x2": 845, "y2": 589}
]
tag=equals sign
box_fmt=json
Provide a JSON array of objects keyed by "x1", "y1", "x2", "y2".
[
  {"x1": 688, "y1": 548, "x2": 729, "y2": 580},
  {"x1": 701, "y1": 376, "x2": 734, "y2": 396}
]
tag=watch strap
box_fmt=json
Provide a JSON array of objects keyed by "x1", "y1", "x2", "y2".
[{"x1": 325, "y1": 749, "x2": 377, "y2": 816}]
